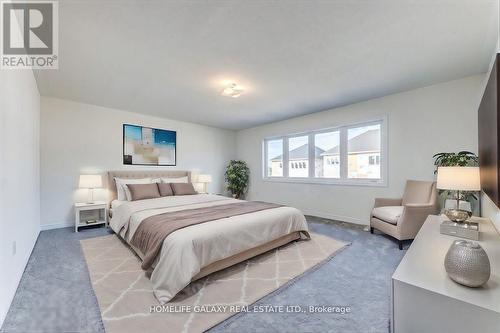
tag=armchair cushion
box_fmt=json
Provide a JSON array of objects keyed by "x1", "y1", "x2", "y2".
[
  {"x1": 372, "y1": 206, "x2": 404, "y2": 225},
  {"x1": 374, "y1": 197, "x2": 402, "y2": 208}
]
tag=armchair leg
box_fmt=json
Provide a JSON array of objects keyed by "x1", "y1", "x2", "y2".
[
  {"x1": 370, "y1": 227, "x2": 374, "y2": 234},
  {"x1": 398, "y1": 240, "x2": 403, "y2": 250}
]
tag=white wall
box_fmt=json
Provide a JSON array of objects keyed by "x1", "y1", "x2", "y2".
[
  {"x1": 236, "y1": 75, "x2": 485, "y2": 225},
  {"x1": 40, "y1": 97, "x2": 236, "y2": 229},
  {"x1": 0, "y1": 70, "x2": 40, "y2": 325}
]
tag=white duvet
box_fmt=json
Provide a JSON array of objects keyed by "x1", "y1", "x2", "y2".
[{"x1": 109, "y1": 194, "x2": 309, "y2": 303}]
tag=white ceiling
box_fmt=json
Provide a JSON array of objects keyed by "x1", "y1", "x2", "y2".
[{"x1": 34, "y1": 0, "x2": 498, "y2": 130}]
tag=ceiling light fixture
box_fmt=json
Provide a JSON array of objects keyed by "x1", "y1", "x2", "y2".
[{"x1": 221, "y1": 83, "x2": 244, "y2": 98}]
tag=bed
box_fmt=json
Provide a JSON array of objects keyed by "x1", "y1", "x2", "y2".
[{"x1": 107, "y1": 170, "x2": 310, "y2": 304}]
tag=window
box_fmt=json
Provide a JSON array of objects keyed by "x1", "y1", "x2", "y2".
[
  {"x1": 368, "y1": 155, "x2": 380, "y2": 165},
  {"x1": 266, "y1": 139, "x2": 283, "y2": 177},
  {"x1": 315, "y1": 131, "x2": 340, "y2": 178},
  {"x1": 347, "y1": 124, "x2": 381, "y2": 179},
  {"x1": 288, "y1": 135, "x2": 308, "y2": 177},
  {"x1": 263, "y1": 119, "x2": 385, "y2": 185}
]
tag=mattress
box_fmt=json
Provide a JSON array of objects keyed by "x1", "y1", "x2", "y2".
[
  {"x1": 110, "y1": 194, "x2": 309, "y2": 303},
  {"x1": 111, "y1": 200, "x2": 126, "y2": 210}
]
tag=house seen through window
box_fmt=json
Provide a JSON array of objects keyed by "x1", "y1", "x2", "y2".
[{"x1": 264, "y1": 120, "x2": 384, "y2": 184}]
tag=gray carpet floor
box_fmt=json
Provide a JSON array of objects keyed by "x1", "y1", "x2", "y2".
[{"x1": 1, "y1": 217, "x2": 406, "y2": 333}]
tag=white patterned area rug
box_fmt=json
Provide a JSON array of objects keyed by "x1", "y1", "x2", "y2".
[{"x1": 81, "y1": 232, "x2": 347, "y2": 333}]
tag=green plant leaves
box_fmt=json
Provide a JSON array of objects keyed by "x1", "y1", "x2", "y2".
[
  {"x1": 433, "y1": 151, "x2": 479, "y2": 202},
  {"x1": 225, "y1": 160, "x2": 250, "y2": 199},
  {"x1": 432, "y1": 151, "x2": 478, "y2": 174}
]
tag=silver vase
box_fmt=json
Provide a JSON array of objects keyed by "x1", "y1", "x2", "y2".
[
  {"x1": 444, "y1": 240, "x2": 490, "y2": 287},
  {"x1": 444, "y1": 209, "x2": 472, "y2": 223}
]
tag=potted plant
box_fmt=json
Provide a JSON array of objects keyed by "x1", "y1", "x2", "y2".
[
  {"x1": 225, "y1": 160, "x2": 250, "y2": 199},
  {"x1": 433, "y1": 151, "x2": 479, "y2": 213}
]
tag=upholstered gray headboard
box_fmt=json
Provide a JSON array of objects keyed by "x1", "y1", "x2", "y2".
[{"x1": 107, "y1": 170, "x2": 191, "y2": 202}]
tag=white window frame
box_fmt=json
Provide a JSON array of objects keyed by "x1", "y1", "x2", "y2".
[
  {"x1": 263, "y1": 137, "x2": 285, "y2": 178},
  {"x1": 262, "y1": 117, "x2": 388, "y2": 187}
]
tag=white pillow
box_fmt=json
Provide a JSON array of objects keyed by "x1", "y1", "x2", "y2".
[
  {"x1": 161, "y1": 176, "x2": 188, "y2": 184},
  {"x1": 115, "y1": 177, "x2": 152, "y2": 201}
]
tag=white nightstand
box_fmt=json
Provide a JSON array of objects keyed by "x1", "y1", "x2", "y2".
[{"x1": 74, "y1": 201, "x2": 107, "y2": 232}]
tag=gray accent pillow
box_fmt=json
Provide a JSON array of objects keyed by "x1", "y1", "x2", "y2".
[
  {"x1": 171, "y1": 183, "x2": 197, "y2": 195},
  {"x1": 158, "y1": 183, "x2": 174, "y2": 197},
  {"x1": 126, "y1": 183, "x2": 161, "y2": 201}
]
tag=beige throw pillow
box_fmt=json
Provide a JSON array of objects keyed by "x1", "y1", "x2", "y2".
[
  {"x1": 171, "y1": 183, "x2": 197, "y2": 195},
  {"x1": 158, "y1": 183, "x2": 174, "y2": 197},
  {"x1": 126, "y1": 183, "x2": 161, "y2": 201}
]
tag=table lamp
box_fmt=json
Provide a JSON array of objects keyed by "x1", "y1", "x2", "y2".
[
  {"x1": 197, "y1": 174, "x2": 212, "y2": 193},
  {"x1": 79, "y1": 174, "x2": 102, "y2": 203},
  {"x1": 436, "y1": 166, "x2": 480, "y2": 222}
]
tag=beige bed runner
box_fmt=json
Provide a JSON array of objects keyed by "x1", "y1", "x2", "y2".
[{"x1": 131, "y1": 201, "x2": 292, "y2": 269}]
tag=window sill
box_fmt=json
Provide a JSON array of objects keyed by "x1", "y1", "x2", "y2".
[{"x1": 262, "y1": 177, "x2": 387, "y2": 187}]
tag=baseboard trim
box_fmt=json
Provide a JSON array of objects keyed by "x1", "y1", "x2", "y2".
[
  {"x1": 40, "y1": 222, "x2": 73, "y2": 231},
  {"x1": 0, "y1": 228, "x2": 40, "y2": 328},
  {"x1": 301, "y1": 209, "x2": 368, "y2": 226}
]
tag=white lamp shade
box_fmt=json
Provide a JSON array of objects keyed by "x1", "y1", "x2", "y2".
[
  {"x1": 436, "y1": 167, "x2": 480, "y2": 191},
  {"x1": 197, "y1": 174, "x2": 212, "y2": 183},
  {"x1": 79, "y1": 174, "x2": 102, "y2": 188}
]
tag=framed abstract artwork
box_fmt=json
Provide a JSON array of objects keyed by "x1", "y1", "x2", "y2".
[{"x1": 123, "y1": 124, "x2": 177, "y2": 166}]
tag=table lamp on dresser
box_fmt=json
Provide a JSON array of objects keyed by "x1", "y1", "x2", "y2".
[
  {"x1": 436, "y1": 166, "x2": 481, "y2": 240},
  {"x1": 436, "y1": 166, "x2": 481, "y2": 223}
]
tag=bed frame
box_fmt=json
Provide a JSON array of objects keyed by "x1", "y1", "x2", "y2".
[{"x1": 106, "y1": 169, "x2": 302, "y2": 282}]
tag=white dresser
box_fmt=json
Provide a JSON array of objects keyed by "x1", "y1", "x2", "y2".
[{"x1": 392, "y1": 215, "x2": 500, "y2": 333}]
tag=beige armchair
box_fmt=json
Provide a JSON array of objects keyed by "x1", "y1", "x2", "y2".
[{"x1": 370, "y1": 180, "x2": 438, "y2": 250}]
